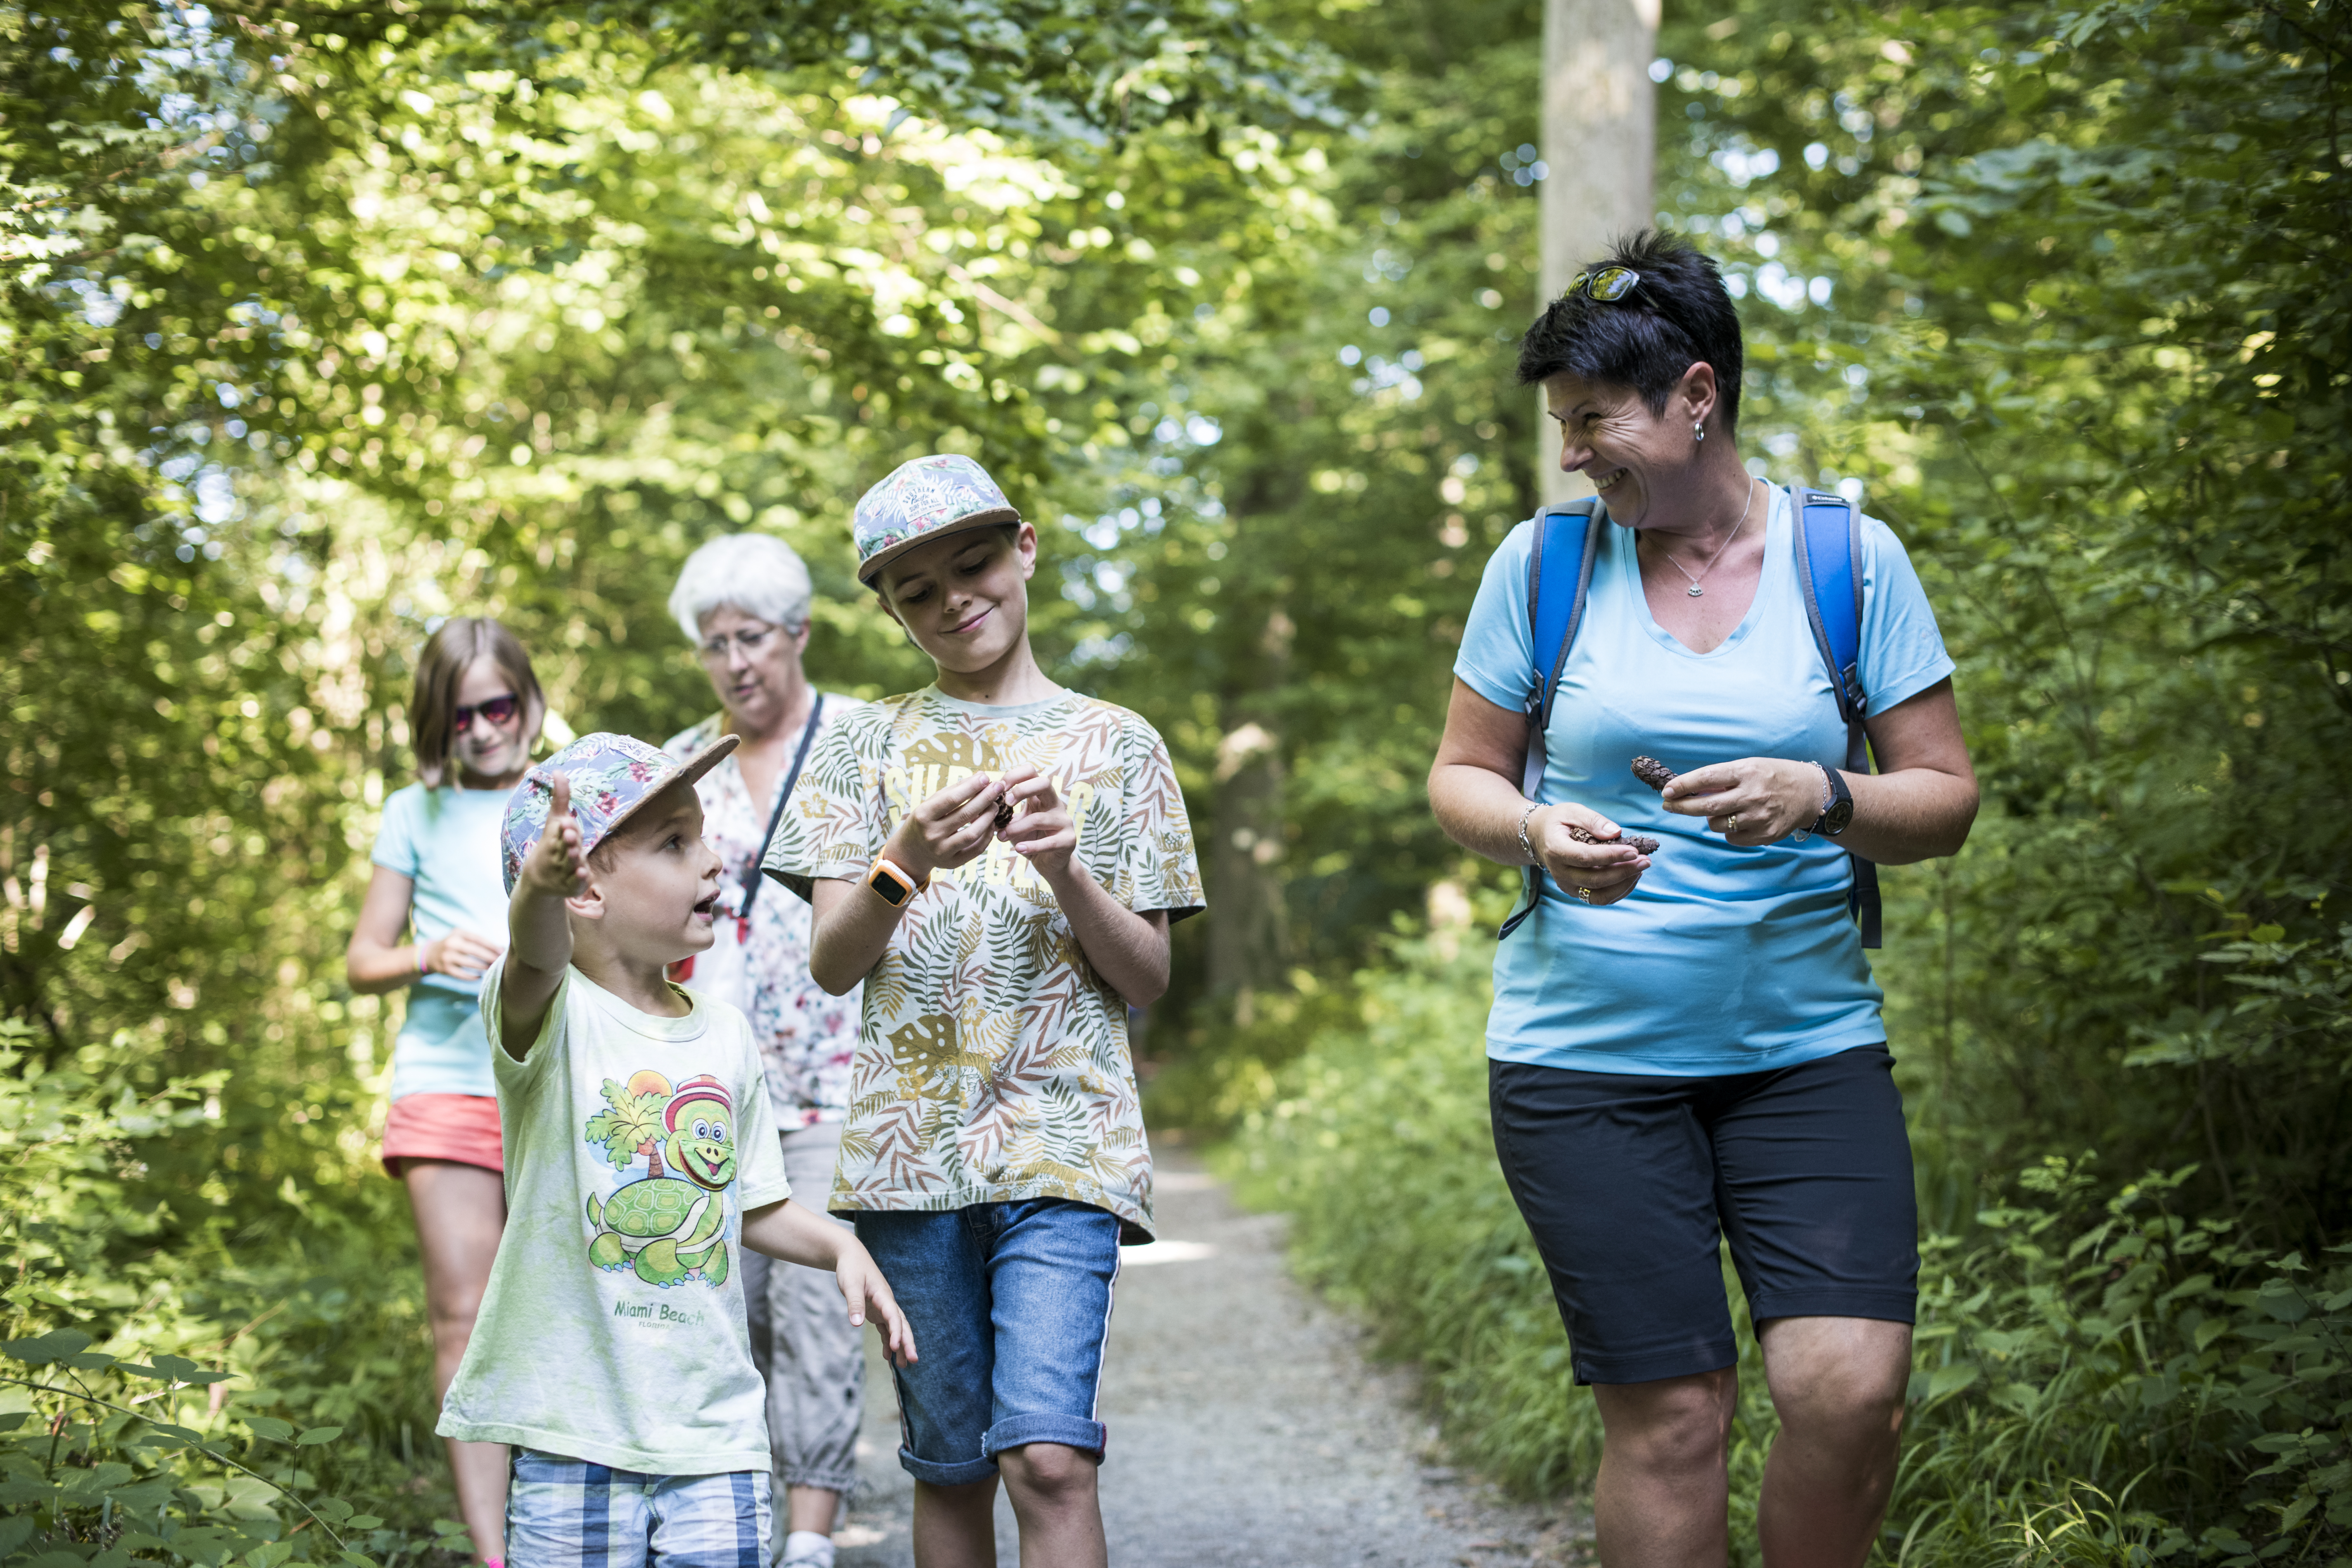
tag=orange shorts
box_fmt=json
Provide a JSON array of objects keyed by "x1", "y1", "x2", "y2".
[{"x1": 382, "y1": 1093, "x2": 504, "y2": 1178}]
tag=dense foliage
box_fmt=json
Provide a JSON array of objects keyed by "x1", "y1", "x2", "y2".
[{"x1": 5, "y1": 0, "x2": 2349, "y2": 1560}]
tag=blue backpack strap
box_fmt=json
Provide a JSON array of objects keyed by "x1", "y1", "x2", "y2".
[
  {"x1": 1499, "y1": 499, "x2": 1605, "y2": 940},
  {"x1": 1787, "y1": 484, "x2": 1881, "y2": 947}
]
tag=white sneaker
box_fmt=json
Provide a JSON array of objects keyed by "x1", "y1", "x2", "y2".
[{"x1": 778, "y1": 1530, "x2": 836, "y2": 1568}]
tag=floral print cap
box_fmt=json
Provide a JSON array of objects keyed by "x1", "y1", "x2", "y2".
[
  {"x1": 853, "y1": 453, "x2": 1021, "y2": 584},
  {"x1": 501, "y1": 731, "x2": 739, "y2": 894}
]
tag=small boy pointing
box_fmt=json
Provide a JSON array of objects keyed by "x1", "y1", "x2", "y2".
[{"x1": 438, "y1": 733, "x2": 912, "y2": 1567}]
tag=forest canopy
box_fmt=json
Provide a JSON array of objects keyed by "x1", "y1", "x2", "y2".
[{"x1": 4, "y1": 0, "x2": 2349, "y2": 1560}]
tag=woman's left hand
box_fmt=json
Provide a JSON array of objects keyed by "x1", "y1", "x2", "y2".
[{"x1": 1660, "y1": 758, "x2": 1826, "y2": 847}]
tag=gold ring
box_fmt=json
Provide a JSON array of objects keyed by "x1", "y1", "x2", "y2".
[
  {"x1": 1727, "y1": 812, "x2": 1742, "y2": 832},
  {"x1": 1576, "y1": 886, "x2": 1594, "y2": 905}
]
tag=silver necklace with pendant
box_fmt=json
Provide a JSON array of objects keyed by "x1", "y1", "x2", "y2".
[{"x1": 1661, "y1": 478, "x2": 1757, "y2": 597}]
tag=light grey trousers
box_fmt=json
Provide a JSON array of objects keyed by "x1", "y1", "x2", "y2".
[{"x1": 741, "y1": 1119, "x2": 863, "y2": 1503}]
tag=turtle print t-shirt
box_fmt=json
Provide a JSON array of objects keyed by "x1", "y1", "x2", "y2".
[
  {"x1": 437, "y1": 962, "x2": 791, "y2": 1475},
  {"x1": 763, "y1": 687, "x2": 1205, "y2": 1243}
]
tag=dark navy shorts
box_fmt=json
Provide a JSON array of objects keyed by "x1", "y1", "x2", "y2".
[{"x1": 1489, "y1": 1043, "x2": 1918, "y2": 1386}]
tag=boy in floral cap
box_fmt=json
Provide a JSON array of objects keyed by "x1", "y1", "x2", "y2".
[
  {"x1": 437, "y1": 732, "x2": 914, "y2": 1568},
  {"x1": 764, "y1": 454, "x2": 1204, "y2": 1566}
]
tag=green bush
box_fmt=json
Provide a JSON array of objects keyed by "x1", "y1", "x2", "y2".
[
  {"x1": 0, "y1": 1021, "x2": 466, "y2": 1567},
  {"x1": 1224, "y1": 933, "x2": 2352, "y2": 1565}
]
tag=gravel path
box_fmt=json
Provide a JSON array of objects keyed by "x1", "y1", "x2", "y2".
[{"x1": 832, "y1": 1148, "x2": 1588, "y2": 1567}]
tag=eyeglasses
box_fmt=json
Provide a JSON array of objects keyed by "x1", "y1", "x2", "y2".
[
  {"x1": 698, "y1": 623, "x2": 800, "y2": 662},
  {"x1": 1563, "y1": 267, "x2": 1642, "y2": 304},
  {"x1": 452, "y1": 693, "x2": 521, "y2": 734}
]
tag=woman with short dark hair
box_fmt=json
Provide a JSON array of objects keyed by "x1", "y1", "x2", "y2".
[{"x1": 1428, "y1": 230, "x2": 1979, "y2": 1566}]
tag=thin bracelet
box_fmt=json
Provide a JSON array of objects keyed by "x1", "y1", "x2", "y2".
[
  {"x1": 1791, "y1": 763, "x2": 1834, "y2": 843},
  {"x1": 1516, "y1": 803, "x2": 1542, "y2": 866},
  {"x1": 415, "y1": 942, "x2": 428, "y2": 976}
]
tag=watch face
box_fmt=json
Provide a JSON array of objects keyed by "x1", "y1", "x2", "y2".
[
  {"x1": 1823, "y1": 796, "x2": 1856, "y2": 834},
  {"x1": 869, "y1": 867, "x2": 912, "y2": 905}
]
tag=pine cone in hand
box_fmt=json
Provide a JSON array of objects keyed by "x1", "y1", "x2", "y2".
[
  {"x1": 1569, "y1": 826, "x2": 1661, "y2": 855},
  {"x1": 1630, "y1": 756, "x2": 1677, "y2": 793}
]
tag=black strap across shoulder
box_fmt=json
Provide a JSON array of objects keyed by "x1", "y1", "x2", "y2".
[{"x1": 738, "y1": 693, "x2": 823, "y2": 918}]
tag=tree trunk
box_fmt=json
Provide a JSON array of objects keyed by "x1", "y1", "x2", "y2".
[
  {"x1": 1206, "y1": 610, "x2": 1293, "y2": 1023},
  {"x1": 1537, "y1": 0, "x2": 1661, "y2": 506}
]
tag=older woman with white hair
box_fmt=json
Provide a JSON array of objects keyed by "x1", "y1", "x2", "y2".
[{"x1": 662, "y1": 533, "x2": 866, "y2": 1568}]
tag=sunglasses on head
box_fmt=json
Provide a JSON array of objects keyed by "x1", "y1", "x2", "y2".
[
  {"x1": 452, "y1": 693, "x2": 520, "y2": 734},
  {"x1": 1563, "y1": 266, "x2": 1642, "y2": 303}
]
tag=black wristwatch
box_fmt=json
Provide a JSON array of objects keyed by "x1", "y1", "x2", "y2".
[{"x1": 1812, "y1": 766, "x2": 1856, "y2": 838}]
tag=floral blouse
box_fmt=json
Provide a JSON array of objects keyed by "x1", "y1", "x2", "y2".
[{"x1": 664, "y1": 703, "x2": 863, "y2": 1130}]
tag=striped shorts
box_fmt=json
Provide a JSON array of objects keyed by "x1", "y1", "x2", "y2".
[{"x1": 505, "y1": 1450, "x2": 770, "y2": 1568}]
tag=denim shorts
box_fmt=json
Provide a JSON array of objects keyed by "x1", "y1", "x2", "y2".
[
  {"x1": 855, "y1": 1198, "x2": 1122, "y2": 1485},
  {"x1": 505, "y1": 1449, "x2": 768, "y2": 1568},
  {"x1": 1490, "y1": 1043, "x2": 1919, "y2": 1387}
]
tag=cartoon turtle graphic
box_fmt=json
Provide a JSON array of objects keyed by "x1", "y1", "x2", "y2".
[{"x1": 583, "y1": 1073, "x2": 739, "y2": 1287}]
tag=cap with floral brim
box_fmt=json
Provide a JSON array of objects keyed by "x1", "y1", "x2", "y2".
[
  {"x1": 501, "y1": 731, "x2": 739, "y2": 895},
  {"x1": 853, "y1": 453, "x2": 1022, "y2": 585}
]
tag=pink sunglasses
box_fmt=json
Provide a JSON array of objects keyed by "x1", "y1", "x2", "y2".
[{"x1": 452, "y1": 692, "x2": 521, "y2": 734}]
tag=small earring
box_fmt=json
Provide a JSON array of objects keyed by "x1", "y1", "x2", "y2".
[{"x1": 1693, "y1": 421, "x2": 1705, "y2": 444}]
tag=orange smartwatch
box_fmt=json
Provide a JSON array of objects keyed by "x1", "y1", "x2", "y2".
[{"x1": 865, "y1": 856, "x2": 927, "y2": 908}]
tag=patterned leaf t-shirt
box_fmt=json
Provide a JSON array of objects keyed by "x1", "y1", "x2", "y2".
[{"x1": 762, "y1": 687, "x2": 1204, "y2": 1242}]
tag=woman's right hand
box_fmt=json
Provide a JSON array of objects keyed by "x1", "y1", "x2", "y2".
[
  {"x1": 1533, "y1": 802, "x2": 1653, "y2": 907},
  {"x1": 420, "y1": 928, "x2": 504, "y2": 981}
]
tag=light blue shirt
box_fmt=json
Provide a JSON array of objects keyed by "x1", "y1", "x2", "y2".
[
  {"x1": 1453, "y1": 489, "x2": 1957, "y2": 1076},
  {"x1": 371, "y1": 781, "x2": 513, "y2": 1099}
]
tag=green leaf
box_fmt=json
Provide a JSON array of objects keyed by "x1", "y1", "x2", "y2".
[
  {"x1": 148, "y1": 1354, "x2": 233, "y2": 1385},
  {"x1": 344, "y1": 1517, "x2": 382, "y2": 1532},
  {"x1": 1926, "y1": 1362, "x2": 1981, "y2": 1401},
  {"x1": 1, "y1": 1330, "x2": 92, "y2": 1365},
  {"x1": 241, "y1": 1417, "x2": 294, "y2": 1443},
  {"x1": 293, "y1": 1426, "x2": 342, "y2": 1447}
]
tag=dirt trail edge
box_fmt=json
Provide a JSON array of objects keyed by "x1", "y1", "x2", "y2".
[{"x1": 833, "y1": 1148, "x2": 1586, "y2": 1567}]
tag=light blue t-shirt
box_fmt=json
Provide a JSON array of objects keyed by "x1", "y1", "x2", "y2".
[
  {"x1": 371, "y1": 781, "x2": 513, "y2": 1099},
  {"x1": 1453, "y1": 488, "x2": 1957, "y2": 1076}
]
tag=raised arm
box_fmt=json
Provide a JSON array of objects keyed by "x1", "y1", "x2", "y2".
[
  {"x1": 999, "y1": 763, "x2": 1170, "y2": 1007},
  {"x1": 1657, "y1": 678, "x2": 1978, "y2": 864},
  {"x1": 501, "y1": 775, "x2": 585, "y2": 1056},
  {"x1": 806, "y1": 769, "x2": 1006, "y2": 995}
]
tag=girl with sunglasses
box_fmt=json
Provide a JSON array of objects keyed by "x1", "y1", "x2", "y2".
[{"x1": 347, "y1": 615, "x2": 548, "y2": 1568}]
